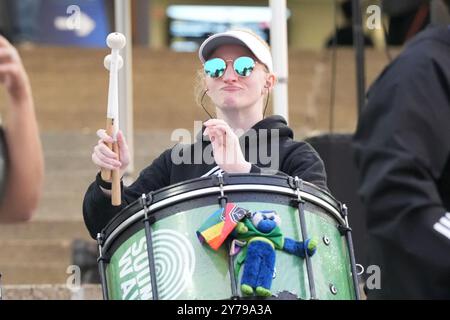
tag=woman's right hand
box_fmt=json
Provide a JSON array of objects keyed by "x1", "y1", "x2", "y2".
[{"x1": 92, "y1": 129, "x2": 130, "y2": 177}]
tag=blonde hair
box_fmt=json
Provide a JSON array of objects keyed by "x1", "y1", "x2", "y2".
[{"x1": 194, "y1": 68, "x2": 207, "y2": 111}]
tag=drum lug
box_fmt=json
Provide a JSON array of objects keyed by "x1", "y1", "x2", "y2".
[
  {"x1": 96, "y1": 232, "x2": 109, "y2": 263},
  {"x1": 329, "y1": 284, "x2": 338, "y2": 295},
  {"x1": 140, "y1": 192, "x2": 155, "y2": 223},
  {"x1": 287, "y1": 176, "x2": 294, "y2": 188},
  {"x1": 290, "y1": 176, "x2": 306, "y2": 205},
  {"x1": 338, "y1": 224, "x2": 352, "y2": 235},
  {"x1": 339, "y1": 202, "x2": 349, "y2": 225},
  {"x1": 140, "y1": 192, "x2": 153, "y2": 211},
  {"x1": 287, "y1": 176, "x2": 297, "y2": 190},
  {"x1": 338, "y1": 203, "x2": 352, "y2": 234},
  {"x1": 323, "y1": 236, "x2": 331, "y2": 246}
]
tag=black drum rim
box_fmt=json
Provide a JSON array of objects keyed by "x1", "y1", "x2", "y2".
[
  {"x1": 102, "y1": 174, "x2": 340, "y2": 236},
  {"x1": 101, "y1": 174, "x2": 344, "y2": 253}
]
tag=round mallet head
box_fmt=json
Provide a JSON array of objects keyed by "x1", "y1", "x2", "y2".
[
  {"x1": 106, "y1": 32, "x2": 126, "y2": 50},
  {"x1": 104, "y1": 54, "x2": 124, "y2": 71}
]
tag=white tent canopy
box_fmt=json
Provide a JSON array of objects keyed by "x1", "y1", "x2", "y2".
[{"x1": 167, "y1": 5, "x2": 273, "y2": 23}]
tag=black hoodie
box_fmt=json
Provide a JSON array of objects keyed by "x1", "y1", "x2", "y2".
[{"x1": 83, "y1": 115, "x2": 328, "y2": 238}]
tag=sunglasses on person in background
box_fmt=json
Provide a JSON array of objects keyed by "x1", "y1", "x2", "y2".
[{"x1": 204, "y1": 56, "x2": 256, "y2": 78}]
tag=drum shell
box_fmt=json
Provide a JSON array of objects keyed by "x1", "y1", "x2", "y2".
[{"x1": 101, "y1": 175, "x2": 357, "y2": 300}]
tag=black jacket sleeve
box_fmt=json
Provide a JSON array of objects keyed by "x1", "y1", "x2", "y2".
[
  {"x1": 250, "y1": 142, "x2": 328, "y2": 191},
  {"x1": 83, "y1": 149, "x2": 172, "y2": 239},
  {"x1": 282, "y1": 143, "x2": 328, "y2": 191},
  {"x1": 353, "y1": 51, "x2": 450, "y2": 298}
]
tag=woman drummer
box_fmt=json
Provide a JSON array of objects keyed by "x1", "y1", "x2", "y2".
[{"x1": 83, "y1": 29, "x2": 328, "y2": 238}]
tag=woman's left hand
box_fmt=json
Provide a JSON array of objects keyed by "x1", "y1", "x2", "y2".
[{"x1": 203, "y1": 119, "x2": 251, "y2": 173}]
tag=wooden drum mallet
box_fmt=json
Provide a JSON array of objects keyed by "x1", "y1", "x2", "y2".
[{"x1": 102, "y1": 32, "x2": 126, "y2": 206}]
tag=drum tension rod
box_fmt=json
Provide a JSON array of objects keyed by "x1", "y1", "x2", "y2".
[
  {"x1": 292, "y1": 176, "x2": 318, "y2": 300},
  {"x1": 215, "y1": 172, "x2": 239, "y2": 300},
  {"x1": 140, "y1": 192, "x2": 153, "y2": 209},
  {"x1": 141, "y1": 193, "x2": 159, "y2": 300},
  {"x1": 338, "y1": 202, "x2": 353, "y2": 234},
  {"x1": 216, "y1": 172, "x2": 228, "y2": 207},
  {"x1": 96, "y1": 232, "x2": 110, "y2": 300},
  {"x1": 339, "y1": 203, "x2": 361, "y2": 300}
]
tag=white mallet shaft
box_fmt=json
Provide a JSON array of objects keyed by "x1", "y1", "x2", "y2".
[{"x1": 102, "y1": 32, "x2": 126, "y2": 206}]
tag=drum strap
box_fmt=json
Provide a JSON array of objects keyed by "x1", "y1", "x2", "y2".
[
  {"x1": 141, "y1": 193, "x2": 160, "y2": 300},
  {"x1": 291, "y1": 176, "x2": 317, "y2": 300}
]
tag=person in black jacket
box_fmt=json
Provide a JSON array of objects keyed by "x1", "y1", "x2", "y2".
[
  {"x1": 83, "y1": 29, "x2": 328, "y2": 238},
  {"x1": 353, "y1": 4, "x2": 450, "y2": 298}
]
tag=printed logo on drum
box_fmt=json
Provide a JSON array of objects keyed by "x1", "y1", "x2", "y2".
[
  {"x1": 170, "y1": 121, "x2": 280, "y2": 171},
  {"x1": 118, "y1": 237, "x2": 153, "y2": 300},
  {"x1": 229, "y1": 206, "x2": 250, "y2": 223},
  {"x1": 216, "y1": 204, "x2": 249, "y2": 223},
  {"x1": 117, "y1": 230, "x2": 195, "y2": 300}
]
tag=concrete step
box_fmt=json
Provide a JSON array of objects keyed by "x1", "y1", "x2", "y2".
[
  {"x1": 0, "y1": 239, "x2": 100, "y2": 285},
  {"x1": 0, "y1": 239, "x2": 71, "y2": 264},
  {"x1": 2, "y1": 284, "x2": 102, "y2": 300},
  {"x1": 36, "y1": 196, "x2": 86, "y2": 220},
  {"x1": 0, "y1": 264, "x2": 74, "y2": 284},
  {"x1": 0, "y1": 220, "x2": 94, "y2": 285},
  {"x1": 0, "y1": 220, "x2": 91, "y2": 240},
  {"x1": 0, "y1": 239, "x2": 90, "y2": 285},
  {"x1": 0, "y1": 219, "x2": 98, "y2": 285}
]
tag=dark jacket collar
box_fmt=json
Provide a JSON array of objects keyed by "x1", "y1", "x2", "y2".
[{"x1": 195, "y1": 115, "x2": 293, "y2": 144}]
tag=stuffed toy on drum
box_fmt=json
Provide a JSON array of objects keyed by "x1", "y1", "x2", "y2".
[{"x1": 233, "y1": 210, "x2": 318, "y2": 297}]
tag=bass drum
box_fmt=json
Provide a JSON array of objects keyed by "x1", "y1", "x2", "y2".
[{"x1": 99, "y1": 174, "x2": 359, "y2": 300}]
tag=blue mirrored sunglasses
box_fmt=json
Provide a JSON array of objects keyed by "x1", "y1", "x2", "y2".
[{"x1": 204, "y1": 56, "x2": 256, "y2": 78}]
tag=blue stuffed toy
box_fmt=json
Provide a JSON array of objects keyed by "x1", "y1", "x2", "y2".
[{"x1": 233, "y1": 210, "x2": 318, "y2": 297}]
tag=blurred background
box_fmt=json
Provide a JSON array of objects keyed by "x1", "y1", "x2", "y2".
[{"x1": 0, "y1": 0, "x2": 441, "y2": 299}]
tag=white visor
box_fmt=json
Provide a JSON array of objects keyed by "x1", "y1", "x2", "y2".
[{"x1": 198, "y1": 30, "x2": 273, "y2": 73}]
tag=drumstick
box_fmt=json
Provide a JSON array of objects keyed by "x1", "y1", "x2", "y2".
[
  {"x1": 101, "y1": 49, "x2": 123, "y2": 182},
  {"x1": 103, "y1": 32, "x2": 126, "y2": 206}
]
